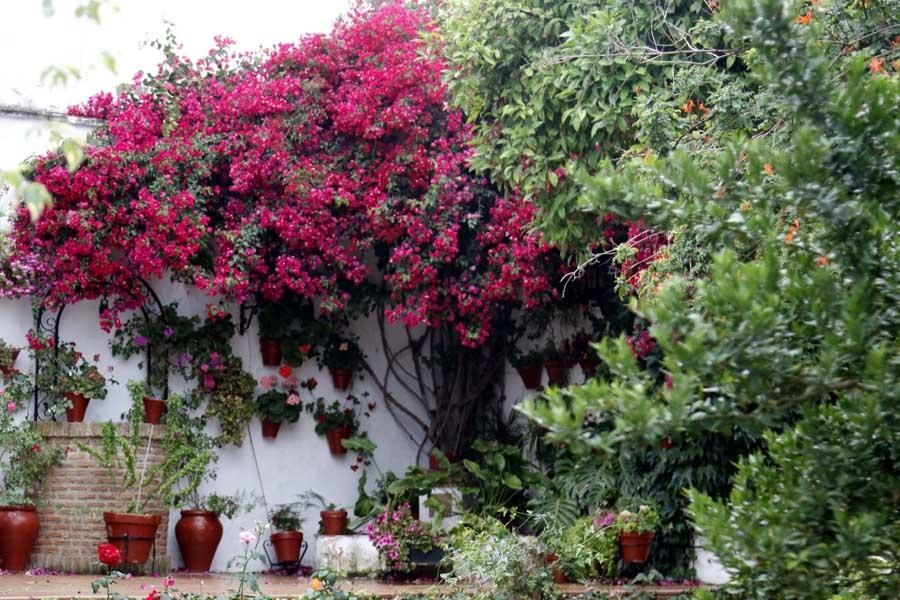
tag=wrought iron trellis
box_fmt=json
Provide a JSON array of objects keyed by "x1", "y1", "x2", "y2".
[{"x1": 31, "y1": 277, "x2": 168, "y2": 421}]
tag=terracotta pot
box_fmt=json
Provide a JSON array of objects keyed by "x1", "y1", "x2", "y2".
[
  {"x1": 543, "y1": 360, "x2": 569, "y2": 386},
  {"x1": 579, "y1": 359, "x2": 599, "y2": 378},
  {"x1": 0, "y1": 349, "x2": 20, "y2": 377},
  {"x1": 0, "y1": 505, "x2": 39, "y2": 572},
  {"x1": 329, "y1": 367, "x2": 353, "y2": 391},
  {"x1": 325, "y1": 426, "x2": 352, "y2": 455},
  {"x1": 270, "y1": 530, "x2": 303, "y2": 563},
  {"x1": 320, "y1": 510, "x2": 347, "y2": 536},
  {"x1": 545, "y1": 553, "x2": 568, "y2": 584},
  {"x1": 516, "y1": 364, "x2": 543, "y2": 390},
  {"x1": 619, "y1": 531, "x2": 654, "y2": 563},
  {"x1": 63, "y1": 392, "x2": 90, "y2": 423},
  {"x1": 261, "y1": 418, "x2": 281, "y2": 439},
  {"x1": 103, "y1": 512, "x2": 161, "y2": 565},
  {"x1": 175, "y1": 510, "x2": 222, "y2": 572},
  {"x1": 259, "y1": 337, "x2": 282, "y2": 367},
  {"x1": 143, "y1": 397, "x2": 165, "y2": 425}
]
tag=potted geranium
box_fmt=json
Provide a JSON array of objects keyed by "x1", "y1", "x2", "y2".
[
  {"x1": 541, "y1": 341, "x2": 569, "y2": 387},
  {"x1": 366, "y1": 502, "x2": 443, "y2": 575},
  {"x1": 569, "y1": 331, "x2": 599, "y2": 379},
  {"x1": 615, "y1": 503, "x2": 660, "y2": 563},
  {"x1": 308, "y1": 396, "x2": 361, "y2": 455},
  {"x1": 300, "y1": 491, "x2": 348, "y2": 536},
  {"x1": 319, "y1": 334, "x2": 363, "y2": 391},
  {"x1": 509, "y1": 348, "x2": 544, "y2": 390},
  {"x1": 255, "y1": 371, "x2": 302, "y2": 440},
  {"x1": 268, "y1": 504, "x2": 306, "y2": 564},
  {"x1": 0, "y1": 390, "x2": 63, "y2": 572},
  {"x1": 257, "y1": 301, "x2": 291, "y2": 367},
  {"x1": 51, "y1": 341, "x2": 112, "y2": 422},
  {"x1": 0, "y1": 340, "x2": 21, "y2": 377},
  {"x1": 126, "y1": 380, "x2": 166, "y2": 425}
]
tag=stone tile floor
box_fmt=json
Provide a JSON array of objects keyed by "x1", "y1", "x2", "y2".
[{"x1": 0, "y1": 573, "x2": 705, "y2": 598}]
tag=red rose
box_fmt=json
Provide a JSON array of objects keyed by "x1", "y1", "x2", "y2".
[
  {"x1": 97, "y1": 542, "x2": 122, "y2": 566},
  {"x1": 145, "y1": 591, "x2": 160, "y2": 600},
  {"x1": 278, "y1": 365, "x2": 293, "y2": 378}
]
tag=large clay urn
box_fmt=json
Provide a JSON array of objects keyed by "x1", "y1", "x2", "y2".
[
  {"x1": 0, "y1": 505, "x2": 40, "y2": 572},
  {"x1": 175, "y1": 510, "x2": 223, "y2": 572}
]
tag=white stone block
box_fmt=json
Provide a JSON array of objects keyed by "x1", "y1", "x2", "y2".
[
  {"x1": 316, "y1": 535, "x2": 383, "y2": 575},
  {"x1": 693, "y1": 539, "x2": 731, "y2": 584},
  {"x1": 418, "y1": 486, "x2": 463, "y2": 531}
]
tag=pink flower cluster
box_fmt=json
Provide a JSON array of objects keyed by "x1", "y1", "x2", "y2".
[{"x1": 365, "y1": 502, "x2": 436, "y2": 572}]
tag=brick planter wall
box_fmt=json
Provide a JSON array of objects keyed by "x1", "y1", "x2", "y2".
[{"x1": 30, "y1": 422, "x2": 169, "y2": 574}]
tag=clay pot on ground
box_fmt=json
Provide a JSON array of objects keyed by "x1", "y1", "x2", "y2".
[
  {"x1": 325, "y1": 425, "x2": 352, "y2": 455},
  {"x1": 619, "y1": 531, "x2": 654, "y2": 563},
  {"x1": 175, "y1": 510, "x2": 222, "y2": 572},
  {"x1": 261, "y1": 418, "x2": 281, "y2": 439},
  {"x1": 545, "y1": 553, "x2": 568, "y2": 584},
  {"x1": 515, "y1": 364, "x2": 543, "y2": 390},
  {"x1": 143, "y1": 397, "x2": 165, "y2": 425},
  {"x1": 329, "y1": 367, "x2": 353, "y2": 391},
  {"x1": 103, "y1": 512, "x2": 161, "y2": 565},
  {"x1": 0, "y1": 505, "x2": 39, "y2": 572},
  {"x1": 259, "y1": 338, "x2": 282, "y2": 367},
  {"x1": 0, "y1": 349, "x2": 20, "y2": 377},
  {"x1": 543, "y1": 360, "x2": 569, "y2": 386},
  {"x1": 63, "y1": 392, "x2": 90, "y2": 423},
  {"x1": 270, "y1": 530, "x2": 304, "y2": 564},
  {"x1": 320, "y1": 510, "x2": 348, "y2": 536}
]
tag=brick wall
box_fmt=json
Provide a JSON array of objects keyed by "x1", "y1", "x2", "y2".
[{"x1": 30, "y1": 422, "x2": 169, "y2": 574}]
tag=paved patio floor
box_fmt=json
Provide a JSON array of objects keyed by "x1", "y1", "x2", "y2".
[{"x1": 0, "y1": 573, "x2": 704, "y2": 598}]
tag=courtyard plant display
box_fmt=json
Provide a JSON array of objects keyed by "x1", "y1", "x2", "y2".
[
  {"x1": 268, "y1": 504, "x2": 305, "y2": 565},
  {"x1": 0, "y1": 397, "x2": 63, "y2": 571},
  {"x1": 309, "y1": 396, "x2": 363, "y2": 456}
]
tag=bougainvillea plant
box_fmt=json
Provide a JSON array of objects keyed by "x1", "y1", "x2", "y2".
[{"x1": 5, "y1": 2, "x2": 553, "y2": 350}]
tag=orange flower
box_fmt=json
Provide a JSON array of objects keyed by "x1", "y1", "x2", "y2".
[
  {"x1": 697, "y1": 102, "x2": 709, "y2": 116},
  {"x1": 869, "y1": 57, "x2": 885, "y2": 74},
  {"x1": 763, "y1": 163, "x2": 774, "y2": 176},
  {"x1": 785, "y1": 218, "x2": 801, "y2": 244},
  {"x1": 795, "y1": 11, "x2": 813, "y2": 25},
  {"x1": 681, "y1": 99, "x2": 696, "y2": 114},
  {"x1": 816, "y1": 256, "x2": 829, "y2": 266},
  {"x1": 310, "y1": 578, "x2": 324, "y2": 591}
]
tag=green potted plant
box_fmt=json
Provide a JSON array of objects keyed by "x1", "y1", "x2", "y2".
[
  {"x1": 300, "y1": 491, "x2": 348, "y2": 536},
  {"x1": 34, "y1": 336, "x2": 113, "y2": 422},
  {"x1": 77, "y1": 395, "x2": 165, "y2": 566},
  {"x1": 366, "y1": 502, "x2": 443, "y2": 575},
  {"x1": 308, "y1": 396, "x2": 361, "y2": 455},
  {"x1": 0, "y1": 340, "x2": 21, "y2": 377},
  {"x1": 254, "y1": 369, "x2": 305, "y2": 439},
  {"x1": 126, "y1": 380, "x2": 165, "y2": 425},
  {"x1": 509, "y1": 348, "x2": 544, "y2": 390},
  {"x1": 615, "y1": 503, "x2": 660, "y2": 563},
  {"x1": 541, "y1": 341, "x2": 568, "y2": 387},
  {"x1": 545, "y1": 514, "x2": 617, "y2": 582},
  {"x1": 269, "y1": 504, "x2": 306, "y2": 564},
  {"x1": 257, "y1": 301, "x2": 290, "y2": 367},
  {"x1": 319, "y1": 334, "x2": 364, "y2": 391},
  {"x1": 0, "y1": 392, "x2": 63, "y2": 572}
]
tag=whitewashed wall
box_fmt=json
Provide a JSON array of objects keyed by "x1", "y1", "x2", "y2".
[{"x1": 0, "y1": 108, "x2": 549, "y2": 571}]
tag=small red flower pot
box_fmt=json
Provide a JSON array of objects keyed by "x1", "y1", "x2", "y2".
[
  {"x1": 143, "y1": 397, "x2": 165, "y2": 425},
  {"x1": 545, "y1": 553, "x2": 568, "y2": 584},
  {"x1": 259, "y1": 338, "x2": 282, "y2": 367},
  {"x1": 329, "y1": 368, "x2": 353, "y2": 391},
  {"x1": 270, "y1": 530, "x2": 303, "y2": 563},
  {"x1": 261, "y1": 418, "x2": 281, "y2": 439},
  {"x1": 63, "y1": 392, "x2": 90, "y2": 423},
  {"x1": 619, "y1": 531, "x2": 654, "y2": 563},
  {"x1": 543, "y1": 360, "x2": 569, "y2": 386},
  {"x1": 0, "y1": 349, "x2": 20, "y2": 378},
  {"x1": 516, "y1": 364, "x2": 543, "y2": 390},
  {"x1": 320, "y1": 510, "x2": 347, "y2": 536},
  {"x1": 325, "y1": 426, "x2": 352, "y2": 455}
]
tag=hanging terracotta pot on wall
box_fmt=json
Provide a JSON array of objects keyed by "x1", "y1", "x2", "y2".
[
  {"x1": 175, "y1": 510, "x2": 223, "y2": 572},
  {"x1": 579, "y1": 359, "x2": 599, "y2": 379},
  {"x1": 142, "y1": 397, "x2": 165, "y2": 425},
  {"x1": 325, "y1": 425, "x2": 352, "y2": 455},
  {"x1": 329, "y1": 368, "x2": 353, "y2": 391},
  {"x1": 103, "y1": 512, "x2": 161, "y2": 565},
  {"x1": 543, "y1": 360, "x2": 569, "y2": 386},
  {"x1": 0, "y1": 349, "x2": 20, "y2": 377},
  {"x1": 515, "y1": 364, "x2": 543, "y2": 390},
  {"x1": 261, "y1": 418, "x2": 281, "y2": 439},
  {"x1": 63, "y1": 392, "x2": 90, "y2": 423},
  {"x1": 259, "y1": 338, "x2": 282, "y2": 367},
  {"x1": 319, "y1": 510, "x2": 348, "y2": 536},
  {"x1": 0, "y1": 505, "x2": 40, "y2": 572}
]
